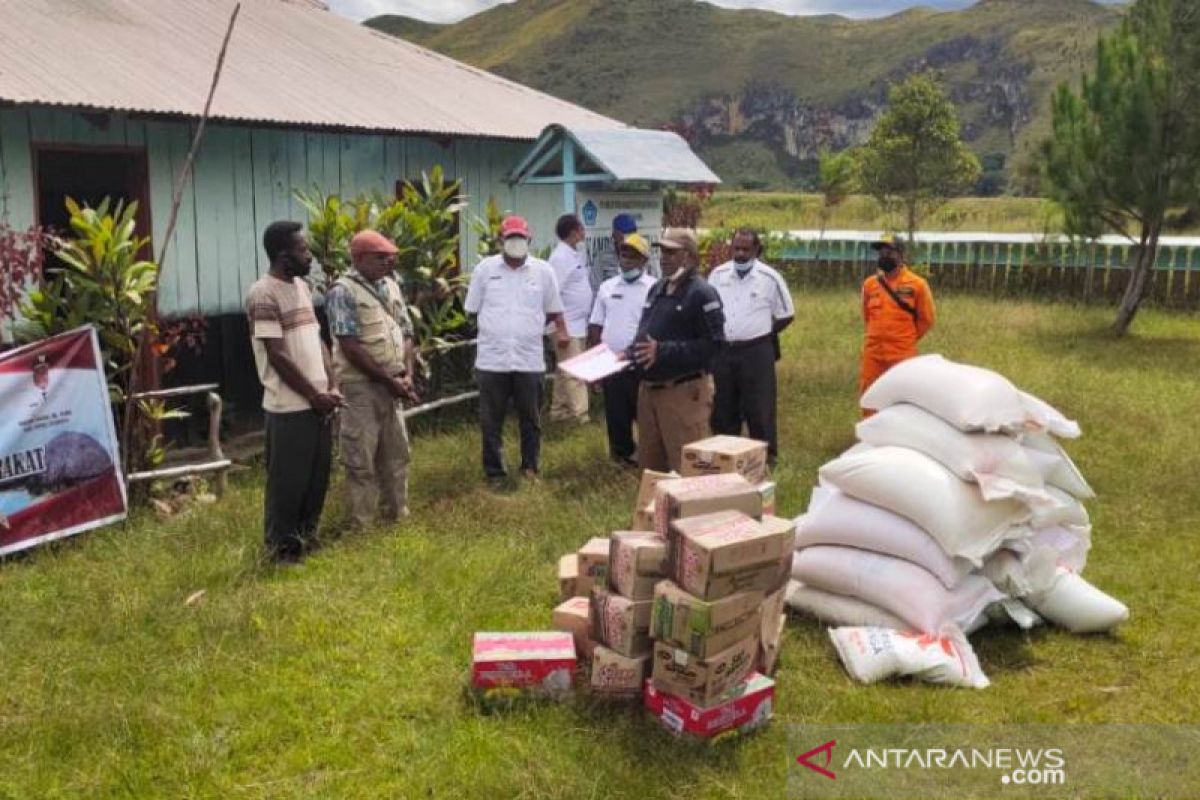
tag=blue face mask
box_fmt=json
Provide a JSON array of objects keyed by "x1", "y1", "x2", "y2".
[
  {"x1": 734, "y1": 258, "x2": 754, "y2": 275},
  {"x1": 621, "y1": 268, "x2": 643, "y2": 282}
]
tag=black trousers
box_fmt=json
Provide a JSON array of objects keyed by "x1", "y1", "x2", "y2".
[
  {"x1": 476, "y1": 370, "x2": 543, "y2": 478},
  {"x1": 602, "y1": 369, "x2": 640, "y2": 461},
  {"x1": 711, "y1": 337, "x2": 779, "y2": 461},
  {"x1": 264, "y1": 409, "x2": 333, "y2": 559}
]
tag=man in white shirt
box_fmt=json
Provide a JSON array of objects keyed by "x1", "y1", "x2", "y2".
[
  {"x1": 708, "y1": 228, "x2": 795, "y2": 466},
  {"x1": 587, "y1": 233, "x2": 656, "y2": 466},
  {"x1": 465, "y1": 215, "x2": 569, "y2": 484},
  {"x1": 547, "y1": 214, "x2": 594, "y2": 424}
]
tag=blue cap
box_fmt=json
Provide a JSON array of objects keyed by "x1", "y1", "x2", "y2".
[{"x1": 612, "y1": 213, "x2": 637, "y2": 234}]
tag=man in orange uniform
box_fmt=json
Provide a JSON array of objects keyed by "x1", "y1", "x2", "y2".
[{"x1": 859, "y1": 235, "x2": 936, "y2": 406}]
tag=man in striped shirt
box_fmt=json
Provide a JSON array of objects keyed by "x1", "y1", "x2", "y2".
[{"x1": 245, "y1": 220, "x2": 343, "y2": 564}]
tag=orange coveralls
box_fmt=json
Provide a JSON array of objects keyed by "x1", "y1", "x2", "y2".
[{"x1": 859, "y1": 266, "x2": 936, "y2": 400}]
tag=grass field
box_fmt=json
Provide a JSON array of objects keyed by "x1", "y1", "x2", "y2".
[
  {"x1": 2, "y1": 290, "x2": 1199, "y2": 798},
  {"x1": 702, "y1": 192, "x2": 1200, "y2": 237}
]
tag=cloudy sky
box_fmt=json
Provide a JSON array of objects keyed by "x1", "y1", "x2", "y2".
[{"x1": 326, "y1": 0, "x2": 1076, "y2": 24}]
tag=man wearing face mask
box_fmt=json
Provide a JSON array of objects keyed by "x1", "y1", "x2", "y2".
[
  {"x1": 860, "y1": 234, "x2": 936, "y2": 408},
  {"x1": 465, "y1": 215, "x2": 569, "y2": 485},
  {"x1": 588, "y1": 233, "x2": 656, "y2": 466},
  {"x1": 547, "y1": 213, "x2": 594, "y2": 424},
  {"x1": 627, "y1": 227, "x2": 726, "y2": 473},
  {"x1": 245, "y1": 220, "x2": 342, "y2": 564},
  {"x1": 708, "y1": 228, "x2": 795, "y2": 466},
  {"x1": 591, "y1": 213, "x2": 639, "y2": 290},
  {"x1": 326, "y1": 230, "x2": 418, "y2": 530}
]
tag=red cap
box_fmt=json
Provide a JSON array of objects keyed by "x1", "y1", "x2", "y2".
[
  {"x1": 499, "y1": 215, "x2": 531, "y2": 239},
  {"x1": 350, "y1": 230, "x2": 399, "y2": 258}
]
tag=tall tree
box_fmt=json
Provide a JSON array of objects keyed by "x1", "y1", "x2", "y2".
[
  {"x1": 1040, "y1": 0, "x2": 1200, "y2": 335},
  {"x1": 816, "y1": 149, "x2": 857, "y2": 265},
  {"x1": 857, "y1": 73, "x2": 981, "y2": 248}
]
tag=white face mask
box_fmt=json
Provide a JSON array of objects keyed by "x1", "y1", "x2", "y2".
[{"x1": 503, "y1": 237, "x2": 530, "y2": 260}]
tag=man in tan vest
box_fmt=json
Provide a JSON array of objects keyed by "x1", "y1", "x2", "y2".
[{"x1": 326, "y1": 230, "x2": 417, "y2": 528}]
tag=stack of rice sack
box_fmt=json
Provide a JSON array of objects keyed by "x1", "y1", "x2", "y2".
[
  {"x1": 786, "y1": 354, "x2": 1129, "y2": 689},
  {"x1": 553, "y1": 436, "x2": 791, "y2": 740}
]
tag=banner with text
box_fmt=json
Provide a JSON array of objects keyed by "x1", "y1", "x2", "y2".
[{"x1": 0, "y1": 326, "x2": 127, "y2": 557}]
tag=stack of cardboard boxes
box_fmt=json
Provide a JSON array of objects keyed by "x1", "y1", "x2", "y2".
[{"x1": 551, "y1": 435, "x2": 793, "y2": 740}]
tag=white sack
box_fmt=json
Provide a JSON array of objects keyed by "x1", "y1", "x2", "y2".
[
  {"x1": 828, "y1": 625, "x2": 990, "y2": 689},
  {"x1": 792, "y1": 545, "x2": 1003, "y2": 634},
  {"x1": 818, "y1": 445, "x2": 1032, "y2": 565},
  {"x1": 856, "y1": 403, "x2": 1056, "y2": 508},
  {"x1": 1006, "y1": 524, "x2": 1092, "y2": 575},
  {"x1": 797, "y1": 486, "x2": 972, "y2": 588},
  {"x1": 1029, "y1": 487, "x2": 1090, "y2": 529},
  {"x1": 1028, "y1": 568, "x2": 1129, "y2": 634},
  {"x1": 785, "y1": 579, "x2": 910, "y2": 629},
  {"x1": 1022, "y1": 432, "x2": 1095, "y2": 499},
  {"x1": 860, "y1": 354, "x2": 1080, "y2": 437}
]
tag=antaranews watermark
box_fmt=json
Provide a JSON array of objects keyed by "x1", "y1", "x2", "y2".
[{"x1": 788, "y1": 725, "x2": 1199, "y2": 799}]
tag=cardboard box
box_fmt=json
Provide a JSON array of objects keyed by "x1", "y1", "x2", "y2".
[
  {"x1": 632, "y1": 501, "x2": 656, "y2": 533},
  {"x1": 552, "y1": 596, "x2": 594, "y2": 660},
  {"x1": 670, "y1": 512, "x2": 796, "y2": 600},
  {"x1": 651, "y1": 581, "x2": 763, "y2": 659},
  {"x1": 577, "y1": 537, "x2": 610, "y2": 597},
  {"x1": 653, "y1": 473, "x2": 762, "y2": 538},
  {"x1": 756, "y1": 481, "x2": 777, "y2": 517},
  {"x1": 591, "y1": 588, "x2": 653, "y2": 657},
  {"x1": 636, "y1": 469, "x2": 678, "y2": 513},
  {"x1": 644, "y1": 673, "x2": 775, "y2": 739},
  {"x1": 651, "y1": 635, "x2": 758, "y2": 706},
  {"x1": 558, "y1": 554, "x2": 579, "y2": 600},
  {"x1": 590, "y1": 645, "x2": 649, "y2": 696},
  {"x1": 632, "y1": 469, "x2": 676, "y2": 532},
  {"x1": 757, "y1": 586, "x2": 787, "y2": 675},
  {"x1": 681, "y1": 436, "x2": 769, "y2": 485},
  {"x1": 471, "y1": 632, "x2": 576, "y2": 695},
  {"x1": 609, "y1": 531, "x2": 667, "y2": 600}
]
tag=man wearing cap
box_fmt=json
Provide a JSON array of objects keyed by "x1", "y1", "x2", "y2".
[
  {"x1": 860, "y1": 234, "x2": 936, "y2": 406},
  {"x1": 627, "y1": 227, "x2": 726, "y2": 473},
  {"x1": 326, "y1": 230, "x2": 418, "y2": 529},
  {"x1": 709, "y1": 228, "x2": 795, "y2": 466},
  {"x1": 547, "y1": 213, "x2": 594, "y2": 424},
  {"x1": 588, "y1": 232, "x2": 656, "y2": 466},
  {"x1": 465, "y1": 215, "x2": 569, "y2": 484},
  {"x1": 591, "y1": 213, "x2": 639, "y2": 290}
]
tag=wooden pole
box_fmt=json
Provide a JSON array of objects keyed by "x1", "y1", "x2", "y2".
[{"x1": 123, "y1": 2, "x2": 241, "y2": 477}]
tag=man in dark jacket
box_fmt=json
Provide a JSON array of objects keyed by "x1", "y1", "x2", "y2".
[{"x1": 628, "y1": 227, "x2": 726, "y2": 472}]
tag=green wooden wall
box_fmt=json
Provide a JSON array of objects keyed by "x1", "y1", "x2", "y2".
[{"x1": 0, "y1": 107, "x2": 562, "y2": 316}]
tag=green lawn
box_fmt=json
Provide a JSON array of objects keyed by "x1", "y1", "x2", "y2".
[{"x1": 2, "y1": 290, "x2": 1199, "y2": 798}]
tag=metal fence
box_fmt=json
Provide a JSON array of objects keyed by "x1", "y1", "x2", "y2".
[{"x1": 773, "y1": 231, "x2": 1200, "y2": 308}]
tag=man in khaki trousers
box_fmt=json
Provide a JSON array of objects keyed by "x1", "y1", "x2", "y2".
[
  {"x1": 627, "y1": 228, "x2": 727, "y2": 472},
  {"x1": 326, "y1": 230, "x2": 417, "y2": 528}
]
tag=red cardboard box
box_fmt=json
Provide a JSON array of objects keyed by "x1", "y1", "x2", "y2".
[
  {"x1": 471, "y1": 632, "x2": 576, "y2": 695},
  {"x1": 644, "y1": 672, "x2": 775, "y2": 739}
]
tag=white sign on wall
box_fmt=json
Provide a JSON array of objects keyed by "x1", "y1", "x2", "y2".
[{"x1": 578, "y1": 190, "x2": 663, "y2": 288}]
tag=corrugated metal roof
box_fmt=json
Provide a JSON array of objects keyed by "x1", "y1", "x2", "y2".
[
  {"x1": 570, "y1": 128, "x2": 721, "y2": 184},
  {"x1": 0, "y1": 0, "x2": 623, "y2": 140},
  {"x1": 510, "y1": 125, "x2": 721, "y2": 185}
]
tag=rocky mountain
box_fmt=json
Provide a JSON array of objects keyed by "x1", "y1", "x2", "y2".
[{"x1": 366, "y1": 0, "x2": 1123, "y2": 192}]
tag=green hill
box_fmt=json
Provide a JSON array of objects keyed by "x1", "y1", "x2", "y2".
[{"x1": 367, "y1": 0, "x2": 1123, "y2": 192}]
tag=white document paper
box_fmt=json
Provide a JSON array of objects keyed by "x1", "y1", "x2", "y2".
[{"x1": 558, "y1": 344, "x2": 631, "y2": 383}]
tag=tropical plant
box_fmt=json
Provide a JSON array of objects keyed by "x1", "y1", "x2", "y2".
[
  {"x1": 1039, "y1": 0, "x2": 1200, "y2": 335},
  {"x1": 0, "y1": 223, "x2": 47, "y2": 343},
  {"x1": 470, "y1": 195, "x2": 504, "y2": 259},
  {"x1": 857, "y1": 73, "x2": 982, "y2": 250},
  {"x1": 295, "y1": 166, "x2": 472, "y2": 350}
]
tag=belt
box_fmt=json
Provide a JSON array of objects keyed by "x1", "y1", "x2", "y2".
[
  {"x1": 726, "y1": 334, "x2": 774, "y2": 351},
  {"x1": 645, "y1": 372, "x2": 704, "y2": 390}
]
